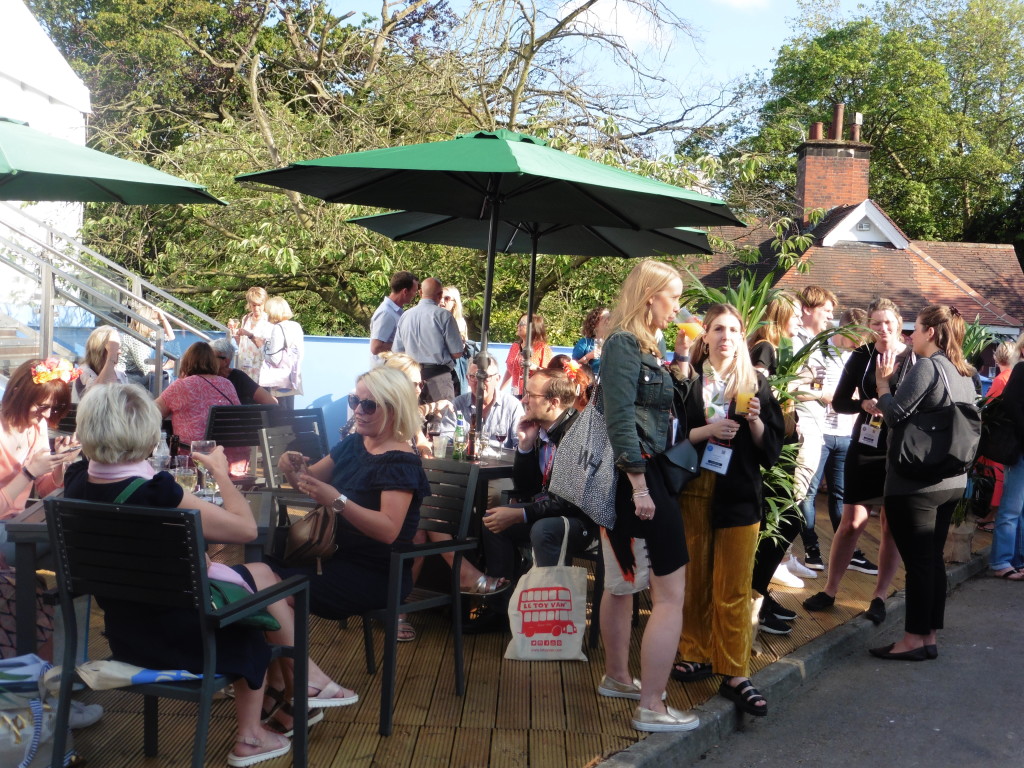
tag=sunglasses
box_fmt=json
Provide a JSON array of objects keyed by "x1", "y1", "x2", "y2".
[{"x1": 348, "y1": 394, "x2": 379, "y2": 414}]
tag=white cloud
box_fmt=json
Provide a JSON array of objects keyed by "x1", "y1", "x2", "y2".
[{"x1": 557, "y1": 0, "x2": 669, "y2": 50}]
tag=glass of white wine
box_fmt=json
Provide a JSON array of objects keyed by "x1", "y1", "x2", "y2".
[
  {"x1": 190, "y1": 440, "x2": 217, "y2": 499},
  {"x1": 170, "y1": 456, "x2": 197, "y2": 495}
]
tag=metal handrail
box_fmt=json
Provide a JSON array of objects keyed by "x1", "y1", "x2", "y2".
[{"x1": 0, "y1": 201, "x2": 225, "y2": 335}]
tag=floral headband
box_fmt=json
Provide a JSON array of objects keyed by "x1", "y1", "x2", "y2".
[
  {"x1": 32, "y1": 358, "x2": 82, "y2": 385},
  {"x1": 562, "y1": 359, "x2": 582, "y2": 381}
]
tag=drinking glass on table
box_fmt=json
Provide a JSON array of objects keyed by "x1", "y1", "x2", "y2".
[
  {"x1": 190, "y1": 440, "x2": 217, "y2": 499},
  {"x1": 170, "y1": 455, "x2": 197, "y2": 495}
]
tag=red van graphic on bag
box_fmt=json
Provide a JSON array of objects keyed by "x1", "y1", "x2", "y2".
[{"x1": 517, "y1": 586, "x2": 577, "y2": 637}]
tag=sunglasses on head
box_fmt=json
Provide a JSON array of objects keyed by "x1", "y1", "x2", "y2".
[{"x1": 348, "y1": 394, "x2": 379, "y2": 414}]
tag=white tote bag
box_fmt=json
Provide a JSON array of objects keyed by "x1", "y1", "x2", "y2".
[{"x1": 504, "y1": 519, "x2": 588, "y2": 662}]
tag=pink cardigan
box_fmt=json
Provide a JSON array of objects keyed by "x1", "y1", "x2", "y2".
[{"x1": 0, "y1": 418, "x2": 60, "y2": 519}]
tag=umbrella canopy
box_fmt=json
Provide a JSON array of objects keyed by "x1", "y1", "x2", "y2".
[
  {"x1": 0, "y1": 117, "x2": 225, "y2": 205},
  {"x1": 347, "y1": 210, "x2": 713, "y2": 259},
  {"x1": 237, "y1": 129, "x2": 739, "y2": 231},
  {"x1": 237, "y1": 129, "x2": 740, "y2": 433}
]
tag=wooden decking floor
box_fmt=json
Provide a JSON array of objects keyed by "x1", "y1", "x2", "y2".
[{"x1": 70, "y1": 504, "x2": 988, "y2": 767}]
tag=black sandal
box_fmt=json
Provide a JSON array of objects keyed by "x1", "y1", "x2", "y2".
[
  {"x1": 719, "y1": 678, "x2": 768, "y2": 717},
  {"x1": 670, "y1": 660, "x2": 713, "y2": 683}
]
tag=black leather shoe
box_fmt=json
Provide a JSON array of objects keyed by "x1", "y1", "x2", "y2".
[
  {"x1": 924, "y1": 644, "x2": 938, "y2": 659},
  {"x1": 868, "y1": 643, "x2": 928, "y2": 661},
  {"x1": 865, "y1": 597, "x2": 886, "y2": 625}
]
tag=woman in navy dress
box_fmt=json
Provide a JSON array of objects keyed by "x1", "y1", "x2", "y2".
[{"x1": 273, "y1": 366, "x2": 430, "y2": 618}]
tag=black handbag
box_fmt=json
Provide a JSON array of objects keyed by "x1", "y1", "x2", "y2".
[
  {"x1": 978, "y1": 394, "x2": 1022, "y2": 465},
  {"x1": 656, "y1": 375, "x2": 700, "y2": 495},
  {"x1": 890, "y1": 360, "x2": 982, "y2": 481}
]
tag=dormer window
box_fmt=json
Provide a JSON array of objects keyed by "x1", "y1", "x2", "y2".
[{"x1": 856, "y1": 219, "x2": 872, "y2": 232}]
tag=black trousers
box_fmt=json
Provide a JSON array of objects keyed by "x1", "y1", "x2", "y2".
[
  {"x1": 750, "y1": 507, "x2": 804, "y2": 596},
  {"x1": 884, "y1": 487, "x2": 962, "y2": 635}
]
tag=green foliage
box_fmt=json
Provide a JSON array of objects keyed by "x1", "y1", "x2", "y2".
[{"x1": 962, "y1": 316, "x2": 995, "y2": 362}]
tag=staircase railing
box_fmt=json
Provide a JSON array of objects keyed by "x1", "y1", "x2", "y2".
[{"x1": 0, "y1": 202, "x2": 227, "y2": 395}]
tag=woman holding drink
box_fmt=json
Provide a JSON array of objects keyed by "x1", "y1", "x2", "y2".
[
  {"x1": 670, "y1": 304, "x2": 784, "y2": 718},
  {"x1": 597, "y1": 260, "x2": 700, "y2": 733}
]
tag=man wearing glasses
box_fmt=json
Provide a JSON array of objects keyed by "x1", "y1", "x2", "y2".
[
  {"x1": 440, "y1": 355, "x2": 522, "y2": 450},
  {"x1": 369, "y1": 270, "x2": 419, "y2": 367},
  {"x1": 463, "y1": 367, "x2": 595, "y2": 633}
]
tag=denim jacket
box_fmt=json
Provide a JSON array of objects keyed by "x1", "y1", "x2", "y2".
[{"x1": 600, "y1": 331, "x2": 676, "y2": 473}]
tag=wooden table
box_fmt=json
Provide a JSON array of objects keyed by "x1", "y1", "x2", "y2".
[{"x1": 6, "y1": 490, "x2": 275, "y2": 655}]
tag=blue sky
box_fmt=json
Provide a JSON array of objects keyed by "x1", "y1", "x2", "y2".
[{"x1": 333, "y1": 0, "x2": 867, "y2": 84}]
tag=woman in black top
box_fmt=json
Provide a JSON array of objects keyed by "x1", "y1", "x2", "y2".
[
  {"x1": 674, "y1": 304, "x2": 785, "y2": 717},
  {"x1": 802, "y1": 298, "x2": 910, "y2": 622}
]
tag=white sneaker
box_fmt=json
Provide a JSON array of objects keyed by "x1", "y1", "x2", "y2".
[
  {"x1": 787, "y1": 557, "x2": 817, "y2": 579},
  {"x1": 48, "y1": 698, "x2": 104, "y2": 729},
  {"x1": 770, "y1": 562, "x2": 804, "y2": 589}
]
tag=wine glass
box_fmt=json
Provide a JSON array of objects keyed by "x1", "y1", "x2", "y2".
[
  {"x1": 190, "y1": 440, "x2": 216, "y2": 499},
  {"x1": 170, "y1": 455, "x2": 197, "y2": 494}
]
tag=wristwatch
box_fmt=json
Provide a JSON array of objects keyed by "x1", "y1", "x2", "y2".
[{"x1": 331, "y1": 493, "x2": 349, "y2": 514}]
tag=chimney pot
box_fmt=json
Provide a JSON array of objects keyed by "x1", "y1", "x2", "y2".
[
  {"x1": 810, "y1": 122, "x2": 824, "y2": 140},
  {"x1": 832, "y1": 104, "x2": 845, "y2": 140},
  {"x1": 850, "y1": 124, "x2": 861, "y2": 142}
]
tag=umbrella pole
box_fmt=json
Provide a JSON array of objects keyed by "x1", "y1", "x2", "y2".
[
  {"x1": 522, "y1": 235, "x2": 539, "y2": 401},
  {"x1": 473, "y1": 191, "x2": 501, "y2": 440}
]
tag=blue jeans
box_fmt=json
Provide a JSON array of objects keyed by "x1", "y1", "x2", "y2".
[
  {"x1": 800, "y1": 433, "x2": 850, "y2": 549},
  {"x1": 990, "y1": 456, "x2": 1024, "y2": 571}
]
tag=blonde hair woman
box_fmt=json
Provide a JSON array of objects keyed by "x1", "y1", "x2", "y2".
[
  {"x1": 271, "y1": 366, "x2": 431, "y2": 622},
  {"x1": 236, "y1": 287, "x2": 272, "y2": 381},
  {"x1": 597, "y1": 259, "x2": 700, "y2": 733},
  {"x1": 73, "y1": 325, "x2": 124, "y2": 403},
  {"x1": 671, "y1": 304, "x2": 784, "y2": 717},
  {"x1": 259, "y1": 296, "x2": 304, "y2": 409}
]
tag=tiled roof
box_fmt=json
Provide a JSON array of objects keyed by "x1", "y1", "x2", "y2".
[{"x1": 688, "y1": 207, "x2": 1024, "y2": 328}]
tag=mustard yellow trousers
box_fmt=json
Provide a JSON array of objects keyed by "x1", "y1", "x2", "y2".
[{"x1": 677, "y1": 470, "x2": 759, "y2": 678}]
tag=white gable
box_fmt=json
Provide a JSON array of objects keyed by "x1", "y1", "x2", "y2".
[
  {"x1": 821, "y1": 200, "x2": 909, "y2": 250},
  {"x1": 0, "y1": 0, "x2": 90, "y2": 120}
]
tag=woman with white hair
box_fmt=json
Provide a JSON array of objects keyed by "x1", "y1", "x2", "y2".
[
  {"x1": 272, "y1": 366, "x2": 430, "y2": 619},
  {"x1": 64, "y1": 383, "x2": 357, "y2": 766},
  {"x1": 210, "y1": 337, "x2": 278, "y2": 406}
]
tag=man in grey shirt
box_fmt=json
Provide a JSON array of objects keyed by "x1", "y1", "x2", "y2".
[
  {"x1": 369, "y1": 270, "x2": 418, "y2": 367},
  {"x1": 394, "y1": 276, "x2": 464, "y2": 403},
  {"x1": 440, "y1": 355, "x2": 523, "y2": 449}
]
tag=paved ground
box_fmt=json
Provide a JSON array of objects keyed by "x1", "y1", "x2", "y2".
[{"x1": 690, "y1": 573, "x2": 1023, "y2": 767}]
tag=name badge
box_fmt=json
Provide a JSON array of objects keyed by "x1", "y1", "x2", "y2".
[
  {"x1": 700, "y1": 441, "x2": 733, "y2": 475},
  {"x1": 859, "y1": 414, "x2": 883, "y2": 447}
]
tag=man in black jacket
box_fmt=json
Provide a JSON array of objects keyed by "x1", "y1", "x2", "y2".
[
  {"x1": 463, "y1": 368, "x2": 596, "y2": 634},
  {"x1": 482, "y1": 367, "x2": 597, "y2": 579}
]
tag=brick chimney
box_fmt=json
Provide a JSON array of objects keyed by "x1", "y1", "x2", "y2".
[{"x1": 795, "y1": 104, "x2": 873, "y2": 227}]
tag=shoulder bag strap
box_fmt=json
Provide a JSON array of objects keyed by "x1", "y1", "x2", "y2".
[{"x1": 113, "y1": 477, "x2": 148, "y2": 504}]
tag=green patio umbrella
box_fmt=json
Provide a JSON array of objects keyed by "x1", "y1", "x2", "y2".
[
  {"x1": 237, "y1": 129, "x2": 740, "y2": 428},
  {"x1": 347, "y1": 209, "x2": 713, "y2": 391},
  {"x1": 0, "y1": 117, "x2": 225, "y2": 205}
]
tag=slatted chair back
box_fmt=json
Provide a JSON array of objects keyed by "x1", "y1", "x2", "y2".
[
  {"x1": 260, "y1": 425, "x2": 326, "y2": 490},
  {"x1": 268, "y1": 407, "x2": 328, "y2": 460},
  {"x1": 203, "y1": 404, "x2": 276, "y2": 448},
  {"x1": 55, "y1": 403, "x2": 77, "y2": 436},
  {"x1": 45, "y1": 497, "x2": 310, "y2": 768},
  {"x1": 418, "y1": 457, "x2": 478, "y2": 541}
]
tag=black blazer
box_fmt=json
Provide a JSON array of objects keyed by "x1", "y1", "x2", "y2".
[{"x1": 681, "y1": 371, "x2": 784, "y2": 528}]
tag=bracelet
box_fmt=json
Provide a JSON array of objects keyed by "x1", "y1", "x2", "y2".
[
  {"x1": 632, "y1": 489, "x2": 650, "y2": 498},
  {"x1": 22, "y1": 466, "x2": 36, "y2": 482},
  {"x1": 674, "y1": 355, "x2": 690, "y2": 363}
]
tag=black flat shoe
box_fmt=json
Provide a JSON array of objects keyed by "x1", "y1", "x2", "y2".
[
  {"x1": 924, "y1": 644, "x2": 938, "y2": 659},
  {"x1": 865, "y1": 597, "x2": 886, "y2": 625},
  {"x1": 868, "y1": 643, "x2": 928, "y2": 661}
]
